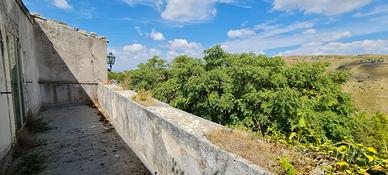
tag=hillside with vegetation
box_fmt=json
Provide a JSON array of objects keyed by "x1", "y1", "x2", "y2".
[
  {"x1": 109, "y1": 46, "x2": 388, "y2": 174},
  {"x1": 285, "y1": 55, "x2": 388, "y2": 115}
]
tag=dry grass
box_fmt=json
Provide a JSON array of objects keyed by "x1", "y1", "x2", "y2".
[
  {"x1": 343, "y1": 63, "x2": 388, "y2": 114},
  {"x1": 26, "y1": 112, "x2": 50, "y2": 133},
  {"x1": 111, "y1": 86, "x2": 124, "y2": 91},
  {"x1": 284, "y1": 54, "x2": 388, "y2": 71},
  {"x1": 132, "y1": 89, "x2": 156, "y2": 106},
  {"x1": 119, "y1": 77, "x2": 131, "y2": 90},
  {"x1": 1, "y1": 128, "x2": 47, "y2": 175},
  {"x1": 0, "y1": 111, "x2": 49, "y2": 175},
  {"x1": 284, "y1": 55, "x2": 388, "y2": 114},
  {"x1": 206, "y1": 128, "x2": 316, "y2": 174}
]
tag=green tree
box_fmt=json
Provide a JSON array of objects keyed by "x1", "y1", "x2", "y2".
[
  {"x1": 123, "y1": 46, "x2": 372, "y2": 145},
  {"x1": 127, "y1": 56, "x2": 169, "y2": 90}
]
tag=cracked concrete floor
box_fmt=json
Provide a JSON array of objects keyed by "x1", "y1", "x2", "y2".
[{"x1": 35, "y1": 104, "x2": 150, "y2": 175}]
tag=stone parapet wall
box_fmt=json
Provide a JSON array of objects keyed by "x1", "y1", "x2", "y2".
[{"x1": 96, "y1": 84, "x2": 271, "y2": 175}]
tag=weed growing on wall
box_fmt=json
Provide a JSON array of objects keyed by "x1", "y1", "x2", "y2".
[{"x1": 132, "y1": 89, "x2": 156, "y2": 106}]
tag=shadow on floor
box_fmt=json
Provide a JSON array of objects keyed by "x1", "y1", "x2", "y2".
[{"x1": 3, "y1": 104, "x2": 150, "y2": 175}]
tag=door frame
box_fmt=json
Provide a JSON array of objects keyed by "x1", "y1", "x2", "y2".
[
  {"x1": 4, "y1": 28, "x2": 25, "y2": 131},
  {"x1": 0, "y1": 25, "x2": 16, "y2": 147}
]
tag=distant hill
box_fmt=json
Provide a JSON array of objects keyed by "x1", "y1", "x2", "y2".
[{"x1": 284, "y1": 54, "x2": 388, "y2": 114}]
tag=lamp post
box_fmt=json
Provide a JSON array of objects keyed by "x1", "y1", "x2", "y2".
[{"x1": 107, "y1": 52, "x2": 116, "y2": 72}]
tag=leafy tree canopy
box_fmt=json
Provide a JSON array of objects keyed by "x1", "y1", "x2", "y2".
[{"x1": 117, "y1": 45, "x2": 359, "y2": 144}]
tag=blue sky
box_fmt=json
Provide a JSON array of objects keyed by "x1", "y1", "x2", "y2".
[{"x1": 23, "y1": 0, "x2": 388, "y2": 71}]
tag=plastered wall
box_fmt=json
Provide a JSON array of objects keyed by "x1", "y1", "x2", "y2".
[
  {"x1": 0, "y1": 0, "x2": 108, "y2": 160},
  {"x1": 0, "y1": 0, "x2": 39, "y2": 159},
  {"x1": 34, "y1": 16, "x2": 108, "y2": 105}
]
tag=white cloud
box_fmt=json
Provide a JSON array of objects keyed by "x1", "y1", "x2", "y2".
[
  {"x1": 255, "y1": 21, "x2": 314, "y2": 38},
  {"x1": 254, "y1": 21, "x2": 282, "y2": 31},
  {"x1": 320, "y1": 31, "x2": 352, "y2": 42},
  {"x1": 149, "y1": 48, "x2": 163, "y2": 56},
  {"x1": 273, "y1": 0, "x2": 372, "y2": 15},
  {"x1": 112, "y1": 39, "x2": 204, "y2": 70},
  {"x1": 108, "y1": 48, "x2": 118, "y2": 55},
  {"x1": 168, "y1": 39, "x2": 204, "y2": 58},
  {"x1": 120, "y1": 43, "x2": 162, "y2": 63},
  {"x1": 284, "y1": 40, "x2": 388, "y2": 55},
  {"x1": 122, "y1": 43, "x2": 146, "y2": 54},
  {"x1": 122, "y1": 0, "x2": 164, "y2": 10},
  {"x1": 166, "y1": 50, "x2": 179, "y2": 60},
  {"x1": 354, "y1": 4, "x2": 388, "y2": 17},
  {"x1": 221, "y1": 30, "x2": 353, "y2": 54},
  {"x1": 161, "y1": 0, "x2": 228, "y2": 23},
  {"x1": 150, "y1": 29, "x2": 166, "y2": 41},
  {"x1": 113, "y1": 43, "x2": 163, "y2": 70},
  {"x1": 220, "y1": 13, "x2": 388, "y2": 55},
  {"x1": 221, "y1": 34, "x2": 308, "y2": 54},
  {"x1": 257, "y1": 50, "x2": 266, "y2": 55},
  {"x1": 303, "y1": 29, "x2": 317, "y2": 34},
  {"x1": 168, "y1": 39, "x2": 202, "y2": 51},
  {"x1": 227, "y1": 28, "x2": 256, "y2": 38},
  {"x1": 221, "y1": 21, "x2": 316, "y2": 53},
  {"x1": 134, "y1": 26, "x2": 144, "y2": 36},
  {"x1": 122, "y1": 0, "x2": 242, "y2": 24},
  {"x1": 53, "y1": 0, "x2": 72, "y2": 10}
]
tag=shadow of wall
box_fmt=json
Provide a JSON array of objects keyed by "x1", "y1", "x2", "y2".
[{"x1": 32, "y1": 16, "x2": 108, "y2": 106}]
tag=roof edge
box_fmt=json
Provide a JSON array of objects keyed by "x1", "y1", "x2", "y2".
[{"x1": 15, "y1": 0, "x2": 34, "y2": 24}]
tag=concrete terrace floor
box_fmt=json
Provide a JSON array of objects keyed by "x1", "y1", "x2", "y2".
[{"x1": 34, "y1": 104, "x2": 150, "y2": 175}]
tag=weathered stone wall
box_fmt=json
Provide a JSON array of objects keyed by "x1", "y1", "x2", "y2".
[
  {"x1": 97, "y1": 84, "x2": 271, "y2": 175},
  {"x1": 0, "y1": 0, "x2": 108, "y2": 161},
  {"x1": 0, "y1": 0, "x2": 40, "y2": 159},
  {"x1": 34, "y1": 16, "x2": 108, "y2": 105}
]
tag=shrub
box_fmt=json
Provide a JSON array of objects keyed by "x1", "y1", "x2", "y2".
[
  {"x1": 124, "y1": 45, "x2": 355, "y2": 143},
  {"x1": 352, "y1": 112, "x2": 388, "y2": 152},
  {"x1": 127, "y1": 56, "x2": 169, "y2": 91},
  {"x1": 108, "y1": 71, "x2": 125, "y2": 82}
]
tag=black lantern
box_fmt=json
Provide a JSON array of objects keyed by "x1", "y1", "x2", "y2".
[{"x1": 107, "y1": 52, "x2": 116, "y2": 71}]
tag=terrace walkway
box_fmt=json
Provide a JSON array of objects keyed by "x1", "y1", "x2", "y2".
[{"x1": 34, "y1": 104, "x2": 150, "y2": 175}]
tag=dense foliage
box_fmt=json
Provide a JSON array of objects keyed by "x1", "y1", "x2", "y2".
[
  {"x1": 110, "y1": 46, "x2": 388, "y2": 174},
  {"x1": 352, "y1": 112, "x2": 388, "y2": 151},
  {"x1": 119, "y1": 46, "x2": 355, "y2": 142},
  {"x1": 108, "y1": 71, "x2": 125, "y2": 82}
]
